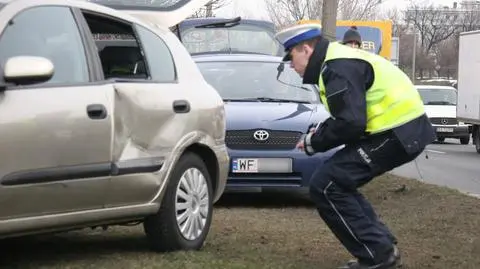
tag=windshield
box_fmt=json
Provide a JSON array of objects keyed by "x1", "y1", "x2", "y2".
[
  {"x1": 181, "y1": 24, "x2": 281, "y2": 55},
  {"x1": 418, "y1": 88, "x2": 457, "y2": 105},
  {"x1": 196, "y1": 61, "x2": 319, "y2": 103}
]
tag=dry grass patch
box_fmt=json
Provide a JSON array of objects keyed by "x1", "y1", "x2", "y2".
[{"x1": 1, "y1": 174, "x2": 479, "y2": 269}]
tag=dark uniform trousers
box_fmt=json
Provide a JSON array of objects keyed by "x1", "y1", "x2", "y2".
[{"x1": 309, "y1": 115, "x2": 433, "y2": 265}]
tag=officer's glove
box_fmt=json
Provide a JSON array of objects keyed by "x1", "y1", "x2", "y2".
[
  {"x1": 303, "y1": 131, "x2": 316, "y2": 156},
  {"x1": 306, "y1": 122, "x2": 318, "y2": 133}
]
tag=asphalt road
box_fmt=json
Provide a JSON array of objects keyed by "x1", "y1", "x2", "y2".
[{"x1": 390, "y1": 138, "x2": 480, "y2": 196}]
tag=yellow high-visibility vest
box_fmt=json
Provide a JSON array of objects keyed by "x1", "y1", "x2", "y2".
[{"x1": 318, "y1": 42, "x2": 425, "y2": 134}]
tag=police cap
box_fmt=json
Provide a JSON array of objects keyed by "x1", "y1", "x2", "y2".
[{"x1": 274, "y1": 23, "x2": 322, "y2": 62}]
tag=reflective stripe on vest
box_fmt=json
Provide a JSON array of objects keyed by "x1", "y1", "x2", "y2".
[{"x1": 318, "y1": 42, "x2": 425, "y2": 134}]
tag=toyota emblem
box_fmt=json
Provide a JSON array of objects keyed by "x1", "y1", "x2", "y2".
[
  {"x1": 253, "y1": 130, "x2": 270, "y2": 141},
  {"x1": 441, "y1": 118, "x2": 448, "y2": 125}
]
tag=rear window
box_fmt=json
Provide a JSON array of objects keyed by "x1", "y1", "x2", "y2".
[
  {"x1": 87, "y1": 0, "x2": 190, "y2": 10},
  {"x1": 178, "y1": 21, "x2": 282, "y2": 56}
]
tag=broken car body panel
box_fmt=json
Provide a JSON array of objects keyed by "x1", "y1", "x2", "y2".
[{"x1": 0, "y1": 0, "x2": 228, "y2": 240}]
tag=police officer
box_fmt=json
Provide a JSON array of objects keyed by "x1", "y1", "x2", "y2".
[
  {"x1": 275, "y1": 24, "x2": 436, "y2": 269},
  {"x1": 342, "y1": 26, "x2": 362, "y2": 48}
]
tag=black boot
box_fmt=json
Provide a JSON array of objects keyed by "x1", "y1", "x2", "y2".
[
  {"x1": 338, "y1": 247, "x2": 400, "y2": 269},
  {"x1": 345, "y1": 245, "x2": 402, "y2": 268}
]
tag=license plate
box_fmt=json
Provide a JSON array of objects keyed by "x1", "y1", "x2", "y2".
[
  {"x1": 231, "y1": 158, "x2": 292, "y2": 173},
  {"x1": 437, "y1": 127, "x2": 454, "y2": 133}
]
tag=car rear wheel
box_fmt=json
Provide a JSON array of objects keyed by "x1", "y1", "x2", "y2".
[
  {"x1": 143, "y1": 152, "x2": 213, "y2": 252},
  {"x1": 460, "y1": 136, "x2": 470, "y2": 145}
]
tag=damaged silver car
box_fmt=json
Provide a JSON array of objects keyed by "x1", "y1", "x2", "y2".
[{"x1": 0, "y1": 0, "x2": 228, "y2": 252}]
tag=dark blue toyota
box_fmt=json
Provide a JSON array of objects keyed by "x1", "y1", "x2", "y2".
[
  {"x1": 194, "y1": 54, "x2": 340, "y2": 190},
  {"x1": 176, "y1": 17, "x2": 341, "y2": 190}
]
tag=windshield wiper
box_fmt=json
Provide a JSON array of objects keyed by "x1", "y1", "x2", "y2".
[
  {"x1": 426, "y1": 101, "x2": 456, "y2": 105},
  {"x1": 195, "y1": 17, "x2": 241, "y2": 29},
  {"x1": 224, "y1": 97, "x2": 311, "y2": 104},
  {"x1": 255, "y1": 97, "x2": 311, "y2": 103}
]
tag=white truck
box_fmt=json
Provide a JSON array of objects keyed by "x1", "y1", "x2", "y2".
[{"x1": 457, "y1": 30, "x2": 480, "y2": 153}]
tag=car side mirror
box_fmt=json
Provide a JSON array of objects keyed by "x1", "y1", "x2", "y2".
[{"x1": 3, "y1": 56, "x2": 54, "y2": 86}]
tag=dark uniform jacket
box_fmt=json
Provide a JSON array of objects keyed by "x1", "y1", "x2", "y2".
[{"x1": 302, "y1": 37, "x2": 436, "y2": 156}]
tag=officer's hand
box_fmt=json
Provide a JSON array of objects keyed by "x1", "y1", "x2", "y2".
[{"x1": 296, "y1": 140, "x2": 305, "y2": 151}]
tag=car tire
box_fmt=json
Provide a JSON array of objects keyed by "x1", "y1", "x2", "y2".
[
  {"x1": 143, "y1": 152, "x2": 213, "y2": 252},
  {"x1": 437, "y1": 137, "x2": 445, "y2": 142},
  {"x1": 460, "y1": 136, "x2": 470, "y2": 145}
]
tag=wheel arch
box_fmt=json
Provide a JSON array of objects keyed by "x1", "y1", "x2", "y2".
[{"x1": 182, "y1": 143, "x2": 219, "y2": 199}]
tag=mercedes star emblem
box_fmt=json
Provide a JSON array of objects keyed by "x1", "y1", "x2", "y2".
[
  {"x1": 441, "y1": 118, "x2": 448, "y2": 125},
  {"x1": 253, "y1": 130, "x2": 270, "y2": 141}
]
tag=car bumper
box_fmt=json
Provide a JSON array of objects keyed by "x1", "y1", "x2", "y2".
[
  {"x1": 225, "y1": 147, "x2": 339, "y2": 189},
  {"x1": 213, "y1": 144, "x2": 230, "y2": 203},
  {"x1": 433, "y1": 124, "x2": 470, "y2": 138}
]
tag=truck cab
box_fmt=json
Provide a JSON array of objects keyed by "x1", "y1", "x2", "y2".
[{"x1": 416, "y1": 85, "x2": 471, "y2": 144}]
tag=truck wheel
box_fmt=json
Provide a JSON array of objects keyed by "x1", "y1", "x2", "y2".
[
  {"x1": 143, "y1": 152, "x2": 213, "y2": 252},
  {"x1": 460, "y1": 136, "x2": 470, "y2": 145},
  {"x1": 475, "y1": 127, "x2": 480, "y2": 154}
]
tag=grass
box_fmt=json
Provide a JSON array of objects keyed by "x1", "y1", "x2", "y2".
[{"x1": 1, "y1": 174, "x2": 480, "y2": 269}]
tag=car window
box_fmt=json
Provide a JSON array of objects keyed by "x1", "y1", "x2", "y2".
[
  {"x1": 135, "y1": 25, "x2": 176, "y2": 82},
  {"x1": 82, "y1": 11, "x2": 149, "y2": 80},
  {"x1": 181, "y1": 23, "x2": 281, "y2": 56},
  {"x1": 417, "y1": 88, "x2": 457, "y2": 106},
  {"x1": 0, "y1": 6, "x2": 89, "y2": 84},
  {"x1": 196, "y1": 61, "x2": 319, "y2": 103}
]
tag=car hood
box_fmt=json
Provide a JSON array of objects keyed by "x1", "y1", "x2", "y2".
[
  {"x1": 225, "y1": 102, "x2": 330, "y2": 131},
  {"x1": 424, "y1": 105, "x2": 456, "y2": 118}
]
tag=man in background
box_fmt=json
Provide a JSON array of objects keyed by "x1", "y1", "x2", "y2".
[{"x1": 342, "y1": 26, "x2": 362, "y2": 49}]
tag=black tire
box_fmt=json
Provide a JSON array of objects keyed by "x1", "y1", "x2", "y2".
[
  {"x1": 475, "y1": 128, "x2": 480, "y2": 154},
  {"x1": 460, "y1": 136, "x2": 470, "y2": 145},
  {"x1": 143, "y1": 152, "x2": 213, "y2": 252},
  {"x1": 437, "y1": 137, "x2": 445, "y2": 142}
]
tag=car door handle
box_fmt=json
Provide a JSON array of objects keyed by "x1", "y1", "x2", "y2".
[
  {"x1": 173, "y1": 100, "x2": 190, "y2": 113},
  {"x1": 86, "y1": 104, "x2": 107, "y2": 119}
]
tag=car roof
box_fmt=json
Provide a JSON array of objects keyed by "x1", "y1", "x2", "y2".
[
  {"x1": 0, "y1": 0, "x2": 162, "y2": 30},
  {"x1": 415, "y1": 85, "x2": 457, "y2": 90},
  {"x1": 0, "y1": 0, "x2": 212, "y2": 28},
  {"x1": 192, "y1": 53, "x2": 284, "y2": 63}
]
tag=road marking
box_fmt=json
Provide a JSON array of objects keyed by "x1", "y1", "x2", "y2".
[{"x1": 426, "y1": 149, "x2": 446, "y2": 154}]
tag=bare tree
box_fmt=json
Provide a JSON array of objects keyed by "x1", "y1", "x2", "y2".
[
  {"x1": 264, "y1": 0, "x2": 323, "y2": 28},
  {"x1": 436, "y1": 38, "x2": 458, "y2": 78},
  {"x1": 188, "y1": 0, "x2": 231, "y2": 18},
  {"x1": 380, "y1": 7, "x2": 408, "y2": 37},
  {"x1": 337, "y1": 0, "x2": 382, "y2": 20},
  {"x1": 264, "y1": 0, "x2": 382, "y2": 27},
  {"x1": 458, "y1": 7, "x2": 480, "y2": 33},
  {"x1": 404, "y1": 1, "x2": 458, "y2": 55}
]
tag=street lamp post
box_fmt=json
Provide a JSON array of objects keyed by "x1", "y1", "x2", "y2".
[{"x1": 412, "y1": 30, "x2": 417, "y2": 82}]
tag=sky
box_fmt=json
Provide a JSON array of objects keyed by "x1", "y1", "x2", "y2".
[{"x1": 215, "y1": 0, "x2": 458, "y2": 21}]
